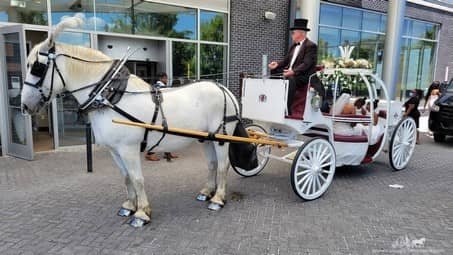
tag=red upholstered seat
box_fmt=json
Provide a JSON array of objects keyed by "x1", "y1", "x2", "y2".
[
  {"x1": 334, "y1": 134, "x2": 368, "y2": 143},
  {"x1": 322, "y1": 113, "x2": 370, "y2": 119},
  {"x1": 315, "y1": 65, "x2": 325, "y2": 72},
  {"x1": 288, "y1": 83, "x2": 310, "y2": 119}
]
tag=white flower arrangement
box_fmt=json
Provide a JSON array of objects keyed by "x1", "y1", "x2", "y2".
[{"x1": 320, "y1": 45, "x2": 373, "y2": 69}]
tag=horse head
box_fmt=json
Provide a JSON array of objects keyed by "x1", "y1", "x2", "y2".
[{"x1": 21, "y1": 16, "x2": 83, "y2": 115}]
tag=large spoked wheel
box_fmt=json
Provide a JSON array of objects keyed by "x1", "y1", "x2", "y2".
[
  {"x1": 389, "y1": 117, "x2": 417, "y2": 171},
  {"x1": 231, "y1": 124, "x2": 271, "y2": 177},
  {"x1": 290, "y1": 138, "x2": 336, "y2": 201}
]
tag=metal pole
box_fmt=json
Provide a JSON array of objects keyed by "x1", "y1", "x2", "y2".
[
  {"x1": 86, "y1": 123, "x2": 93, "y2": 173},
  {"x1": 262, "y1": 55, "x2": 268, "y2": 77},
  {"x1": 382, "y1": 0, "x2": 406, "y2": 100},
  {"x1": 300, "y1": 0, "x2": 320, "y2": 42}
]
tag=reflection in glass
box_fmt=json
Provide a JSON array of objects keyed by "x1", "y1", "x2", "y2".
[
  {"x1": 0, "y1": 0, "x2": 48, "y2": 25},
  {"x1": 340, "y1": 30, "x2": 360, "y2": 58},
  {"x1": 200, "y1": 44, "x2": 226, "y2": 84},
  {"x1": 172, "y1": 42, "x2": 197, "y2": 85},
  {"x1": 201, "y1": 10, "x2": 227, "y2": 42},
  {"x1": 134, "y1": 2, "x2": 197, "y2": 39},
  {"x1": 50, "y1": 0, "x2": 95, "y2": 30},
  {"x1": 362, "y1": 12, "x2": 380, "y2": 32},
  {"x1": 56, "y1": 32, "x2": 91, "y2": 47},
  {"x1": 358, "y1": 33, "x2": 385, "y2": 74},
  {"x1": 55, "y1": 32, "x2": 91, "y2": 146},
  {"x1": 4, "y1": 33, "x2": 27, "y2": 145},
  {"x1": 398, "y1": 38, "x2": 436, "y2": 100},
  {"x1": 10, "y1": 108, "x2": 26, "y2": 145},
  {"x1": 57, "y1": 95, "x2": 87, "y2": 146},
  {"x1": 318, "y1": 27, "x2": 340, "y2": 59},
  {"x1": 95, "y1": 0, "x2": 132, "y2": 34},
  {"x1": 5, "y1": 33, "x2": 22, "y2": 107},
  {"x1": 320, "y1": 4, "x2": 342, "y2": 26},
  {"x1": 380, "y1": 15, "x2": 387, "y2": 33},
  {"x1": 341, "y1": 8, "x2": 361, "y2": 30}
]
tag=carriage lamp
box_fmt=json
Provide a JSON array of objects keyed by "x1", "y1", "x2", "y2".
[{"x1": 310, "y1": 88, "x2": 321, "y2": 111}]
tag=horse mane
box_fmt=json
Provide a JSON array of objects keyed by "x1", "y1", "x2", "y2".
[{"x1": 56, "y1": 43, "x2": 114, "y2": 80}]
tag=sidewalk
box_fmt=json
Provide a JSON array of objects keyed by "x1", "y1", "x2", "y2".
[{"x1": 0, "y1": 136, "x2": 452, "y2": 254}]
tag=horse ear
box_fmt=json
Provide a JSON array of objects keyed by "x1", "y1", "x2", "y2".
[{"x1": 48, "y1": 16, "x2": 84, "y2": 47}]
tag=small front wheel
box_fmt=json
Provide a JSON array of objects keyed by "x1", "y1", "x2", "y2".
[
  {"x1": 389, "y1": 117, "x2": 417, "y2": 171},
  {"x1": 231, "y1": 124, "x2": 271, "y2": 177},
  {"x1": 290, "y1": 138, "x2": 336, "y2": 201}
]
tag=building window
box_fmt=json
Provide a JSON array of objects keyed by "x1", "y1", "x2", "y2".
[
  {"x1": 94, "y1": 0, "x2": 133, "y2": 34},
  {"x1": 134, "y1": 1, "x2": 197, "y2": 39},
  {"x1": 341, "y1": 8, "x2": 361, "y2": 30},
  {"x1": 318, "y1": 27, "x2": 340, "y2": 59},
  {"x1": 362, "y1": 11, "x2": 381, "y2": 33},
  {"x1": 200, "y1": 44, "x2": 227, "y2": 83},
  {"x1": 50, "y1": 0, "x2": 95, "y2": 30},
  {"x1": 319, "y1": 4, "x2": 341, "y2": 27},
  {"x1": 200, "y1": 10, "x2": 227, "y2": 42},
  {"x1": 0, "y1": 0, "x2": 48, "y2": 25},
  {"x1": 313, "y1": 2, "x2": 439, "y2": 99},
  {"x1": 172, "y1": 41, "x2": 197, "y2": 85},
  {"x1": 55, "y1": 32, "x2": 91, "y2": 147}
]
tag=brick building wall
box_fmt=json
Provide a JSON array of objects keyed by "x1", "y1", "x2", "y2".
[{"x1": 228, "y1": 0, "x2": 289, "y2": 97}]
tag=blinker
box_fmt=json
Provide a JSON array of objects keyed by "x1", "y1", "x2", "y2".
[{"x1": 30, "y1": 61, "x2": 47, "y2": 78}]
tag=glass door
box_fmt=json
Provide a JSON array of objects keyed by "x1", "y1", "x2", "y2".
[{"x1": 0, "y1": 25, "x2": 34, "y2": 160}]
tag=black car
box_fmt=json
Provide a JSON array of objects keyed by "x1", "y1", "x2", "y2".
[{"x1": 429, "y1": 78, "x2": 453, "y2": 142}]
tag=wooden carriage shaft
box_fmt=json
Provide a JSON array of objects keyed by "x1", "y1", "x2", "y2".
[{"x1": 112, "y1": 119, "x2": 288, "y2": 147}]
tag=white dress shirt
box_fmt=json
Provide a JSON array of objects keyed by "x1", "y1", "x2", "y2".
[{"x1": 289, "y1": 39, "x2": 305, "y2": 70}]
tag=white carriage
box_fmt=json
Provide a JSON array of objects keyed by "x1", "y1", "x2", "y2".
[{"x1": 234, "y1": 68, "x2": 417, "y2": 200}]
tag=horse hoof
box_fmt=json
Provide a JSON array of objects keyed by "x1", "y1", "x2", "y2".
[
  {"x1": 207, "y1": 202, "x2": 223, "y2": 211},
  {"x1": 196, "y1": 194, "x2": 209, "y2": 201},
  {"x1": 118, "y1": 208, "x2": 133, "y2": 217},
  {"x1": 129, "y1": 217, "x2": 148, "y2": 228}
]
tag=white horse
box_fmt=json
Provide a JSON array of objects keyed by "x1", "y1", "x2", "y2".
[{"x1": 21, "y1": 17, "x2": 239, "y2": 227}]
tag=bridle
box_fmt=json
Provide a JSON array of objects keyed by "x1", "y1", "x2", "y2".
[{"x1": 24, "y1": 45, "x2": 114, "y2": 106}]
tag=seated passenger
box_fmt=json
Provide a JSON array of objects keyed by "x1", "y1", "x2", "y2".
[
  {"x1": 354, "y1": 97, "x2": 367, "y2": 115},
  {"x1": 331, "y1": 93, "x2": 363, "y2": 136},
  {"x1": 358, "y1": 100, "x2": 385, "y2": 145}
]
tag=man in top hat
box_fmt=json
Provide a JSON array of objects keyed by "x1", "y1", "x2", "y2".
[{"x1": 268, "y1": 18, "x2": 320, "y2": 116}]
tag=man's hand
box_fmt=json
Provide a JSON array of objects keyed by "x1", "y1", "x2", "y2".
[
  {"x1": 283, "y1": 69, "x2": 295, "y2": 77},
  {"x1": 268, "y1": 61, "x2": 278, "y2": 70}
]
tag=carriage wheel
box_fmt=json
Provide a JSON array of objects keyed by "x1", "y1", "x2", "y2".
[
  {"x1": 231, "y1": 124, "x2": 271, "y2": 177},
  {"x1": 389, "y1": 117, "x2": 417, "y2": 171},
  {"x1": 290, "y1": 138, "x2": 336, "y2": 201}
]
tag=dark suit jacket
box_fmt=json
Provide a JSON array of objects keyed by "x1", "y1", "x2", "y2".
[{"x1": 277, "y1": 39, "x2": 318, "y2": 78}]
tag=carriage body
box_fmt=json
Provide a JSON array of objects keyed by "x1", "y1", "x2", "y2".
[{"x1": 236, "y1": 69, "x2": 417, "y2": 200}]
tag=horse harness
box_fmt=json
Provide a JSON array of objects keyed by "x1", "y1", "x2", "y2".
[{"x1": 24, "y1": 45, "x2": 239, "y2": 152}]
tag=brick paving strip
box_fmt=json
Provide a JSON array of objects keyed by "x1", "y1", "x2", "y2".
[{"x1": 0, "y1": 135, "x2": 452, "y2": 254}]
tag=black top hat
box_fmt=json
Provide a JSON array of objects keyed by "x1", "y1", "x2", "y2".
[{"x1": 290, "y1": 18, "x2": 310, "y2": 31}]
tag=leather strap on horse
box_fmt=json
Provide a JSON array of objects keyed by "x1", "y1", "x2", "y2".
[
  {"x1": 142, "y1": 87, "x2": 169, "y2": 153},
  {"x1": 199, "y1": 85, "x2": 240, "y2": 145}
]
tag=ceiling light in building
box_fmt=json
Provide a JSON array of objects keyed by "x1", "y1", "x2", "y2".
[{"x1": 10, "y1": 0, "x2": 26, "y2": 8}]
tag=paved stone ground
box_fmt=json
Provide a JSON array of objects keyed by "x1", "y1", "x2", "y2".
[{"x1": 0, "y1": 134, "x2": 452, "y2": 255}]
